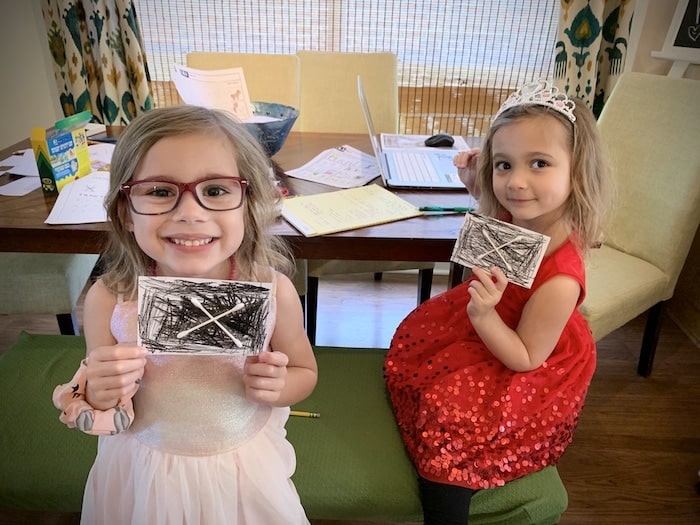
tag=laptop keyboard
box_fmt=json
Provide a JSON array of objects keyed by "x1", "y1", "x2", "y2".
[{"x1": 393, "y1": 151, "x2": 442, "y2": 182}]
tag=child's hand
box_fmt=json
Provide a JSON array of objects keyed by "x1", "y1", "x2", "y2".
[
  {"x1": 466, "y1": 266, "x2": 507, "y2": 318},
  {"x1": 243, "y1": 351, "x2": 290, "y2": 405},
  {"x1": 85, "y1": 343, "x2": 147, "y2": 410},
  {"x1": 454, "y1": 149, "x2": 481, "y2": 198}
]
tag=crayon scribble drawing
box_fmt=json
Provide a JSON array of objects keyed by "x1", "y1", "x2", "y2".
[
  {"x1": 138, "y1": 276, "x2": 271, "y2": 355},
  {"x1": 450, "y1": 213, "x2": 550, "y2": 288}
]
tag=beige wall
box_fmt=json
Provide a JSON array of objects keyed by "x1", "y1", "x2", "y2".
[
  {"x1": 0, "y1": 0, "x2": 62, "y2": 148},
  {"x1": 629, "y1": 0, "x2": 700, "y2": 79}
]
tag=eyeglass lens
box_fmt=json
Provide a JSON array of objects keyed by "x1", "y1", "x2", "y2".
[{"x1": 127, "y1": 178, "x2": 245, "y2": 214}]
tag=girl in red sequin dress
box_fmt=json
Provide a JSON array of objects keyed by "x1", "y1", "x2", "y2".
[{"x1": 384, "y1": 81, "x2": 613, "y2": 524}]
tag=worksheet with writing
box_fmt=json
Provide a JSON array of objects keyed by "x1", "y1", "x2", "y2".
[{"x1": 285, "y1": 145, "x2": 380, "y2": 188}]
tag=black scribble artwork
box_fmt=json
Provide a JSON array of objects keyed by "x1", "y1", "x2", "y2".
[
  {"x1": 137, "y1": 276, "x2": 272, "y2": 355},
  {"x1": 450, "y1": 213, "x2": 550, "y2": 288}
]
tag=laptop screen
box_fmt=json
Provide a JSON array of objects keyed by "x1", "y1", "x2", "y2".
[
  {"x1": 357, "y1": 76, "x2": 387, "y2": 174},
  {"x1": 357, "y1": 75, "x2": 466, "y2": 190}
]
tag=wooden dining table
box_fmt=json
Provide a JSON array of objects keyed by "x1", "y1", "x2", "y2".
[{"x1": 0, "y1": 131, "x2": 475, "y2": 285}]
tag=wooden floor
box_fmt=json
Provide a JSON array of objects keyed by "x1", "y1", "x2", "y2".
[{"x1": 1, "y1": 272, "x2": 699, "y2": 524}]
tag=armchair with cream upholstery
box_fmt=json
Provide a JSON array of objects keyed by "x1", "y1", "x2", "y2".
[
  {"x1": 296, "y1": 51, "x2": 435, "y2": 344},
  {"x1": 580, "y1": 72, "x2": 700, "y2": 376}
]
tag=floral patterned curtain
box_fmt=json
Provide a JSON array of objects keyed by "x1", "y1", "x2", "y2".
[
  {"x1": 554, "y1": 0, "x2": 636, "y2": 116},
  {"x1": 41, "y1": 0, "x2": 153, "y2": 124}
]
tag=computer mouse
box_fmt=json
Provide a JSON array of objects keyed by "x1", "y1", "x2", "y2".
[{"x1": 424, "y1": 133, "x2": 455, "y2": 148}]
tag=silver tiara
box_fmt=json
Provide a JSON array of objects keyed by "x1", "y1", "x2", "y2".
[{"x1": 494, "y1": 80, "x2": 576, "y2": 123}]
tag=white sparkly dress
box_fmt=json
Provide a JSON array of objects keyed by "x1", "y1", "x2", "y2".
[{"x1": 80, "y1": 273, "x2": 309, "y2": 524}]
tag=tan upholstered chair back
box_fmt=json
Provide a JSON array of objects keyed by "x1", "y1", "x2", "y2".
[
  {"x1": 597, "y1": 72, "x2": 700, "y2": 299},
  {"x1": 296, "y1": 51, "x2": 398, "y2": 133},
  {"x1": 185, "y1": 52, "x2": 301, "y2": 111}
]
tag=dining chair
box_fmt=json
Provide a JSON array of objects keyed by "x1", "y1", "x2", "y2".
[
  {"x1": 580, "y1": 72, "x2": 700, "y2": 377},
  {"x1": 185, "y1": 52, "x2": 301, "y2": 115},
  {"x1": 296, "y1": 50, "x2": 435, "y2": 344},
  {"x1": 0, "y1": 253, "x2": 99, "y2": 335},
  {"x1": 296, "y1": 50, "x2": 398, "y2": 134}
]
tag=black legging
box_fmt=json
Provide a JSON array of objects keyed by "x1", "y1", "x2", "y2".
[{"x1": 418, "y1": 476, "x2": 476, "y2": 525}]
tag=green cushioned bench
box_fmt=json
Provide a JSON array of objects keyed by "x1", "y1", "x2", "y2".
[{"x1": 0, "y1": 333, "x2": 568, "y2": 523}]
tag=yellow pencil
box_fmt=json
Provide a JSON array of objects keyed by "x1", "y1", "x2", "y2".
[{"x1": 290, "y1": 410, "x2": 321, "y2": 418}]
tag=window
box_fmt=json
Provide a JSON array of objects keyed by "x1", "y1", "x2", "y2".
[{"x1": 137, "y1": 0, "x2": 558, "y2": 136}]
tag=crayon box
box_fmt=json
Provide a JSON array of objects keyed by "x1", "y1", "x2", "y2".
[{"x1": 30, "y1": 111, "x2": 93, "y2": 195}]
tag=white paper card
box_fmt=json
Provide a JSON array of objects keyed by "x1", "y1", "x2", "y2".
[
  {"x1": 450, "y1": 213, "x2": 550, "y2": 288},
  {"x1": 138, "y1": 276, "x2": 272, "y2": 355}
]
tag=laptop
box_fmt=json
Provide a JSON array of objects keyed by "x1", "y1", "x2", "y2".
[{"x1": 357, "y1": 76, "x2": 465, "y2": 190}]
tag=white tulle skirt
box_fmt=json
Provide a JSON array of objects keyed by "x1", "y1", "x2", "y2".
[{"x1": 80, "y1": 407, "x2": 309, "y2": 525}]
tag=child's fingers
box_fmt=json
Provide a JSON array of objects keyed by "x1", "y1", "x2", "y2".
[
  {"x1": 244, "y1": 352, "x2": 288, "y2": 379},
  {"x1": 470, "y1": 266, "x2": 493, "y2": 282},
  {"x1": 453, "y1": 151, "x2": 473, "y2": 167},
  {"x1": 255, "y1": 350, "x2": 289, "y2": 367},
  {"x1": 243, "y1": 357, "x2": 287, "y2": 403},
  {"x1": 488, "y1": 266, "x2": 509, "y2": 289},
  {"x1": 471, "y1": 266, "x2": 507, "y2": 295},
  {"x1": 453, "y1": 149, "x2": 479, "y2": 167}
]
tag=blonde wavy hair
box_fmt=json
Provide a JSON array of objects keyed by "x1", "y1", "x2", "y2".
[
  {"x1": 100, "y1": 105, "x2": 293, "y2": 297},
  {"x1": 475, "y1": 101, "x2": 614, "y2": 255}
]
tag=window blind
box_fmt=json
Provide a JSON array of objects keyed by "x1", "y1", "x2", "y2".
[{"x1": 137, "y1": 0, "x2": 558, "y2": 137}]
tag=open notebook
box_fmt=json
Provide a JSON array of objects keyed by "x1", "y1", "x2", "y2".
[{"x1": 357, "y1": 76, "x2": 466, "y2": 190}]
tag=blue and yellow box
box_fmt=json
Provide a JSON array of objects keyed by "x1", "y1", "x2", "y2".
[{"x1": 30, "y1": 111, "x2": 92, "y2": 195}]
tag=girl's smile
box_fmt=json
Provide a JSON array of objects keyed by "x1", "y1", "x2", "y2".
[
  {"x1": 170, "y1": 237, "x2": 213, "y2": 247},
  {"x1": 167, "y1": 235, "x2": 215, "y2": 248}
]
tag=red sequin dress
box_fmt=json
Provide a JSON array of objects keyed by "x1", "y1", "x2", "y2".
[{"x1": 384, "y1": 237, "x2": 595, "y2": 489}]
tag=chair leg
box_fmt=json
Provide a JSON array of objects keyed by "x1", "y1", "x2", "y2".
[
  {"x1": 56, "y1": 312, "x2": 79, "y2": 336},
  {"x1": 637, "y1": 301, "x2": 665, "y2": 377},
  {"x1": 299, "y1": 293, "x2": 306, "y2": 322},
  {"x1": 306, "y1": 276, "x2": 319, "y2": 346},
  {"x1": 417, "y1": 268, "x2": 434, "y2": 305},
  {"x1": 448, "y1": 263, "x2": 467, "y2": 289}
]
